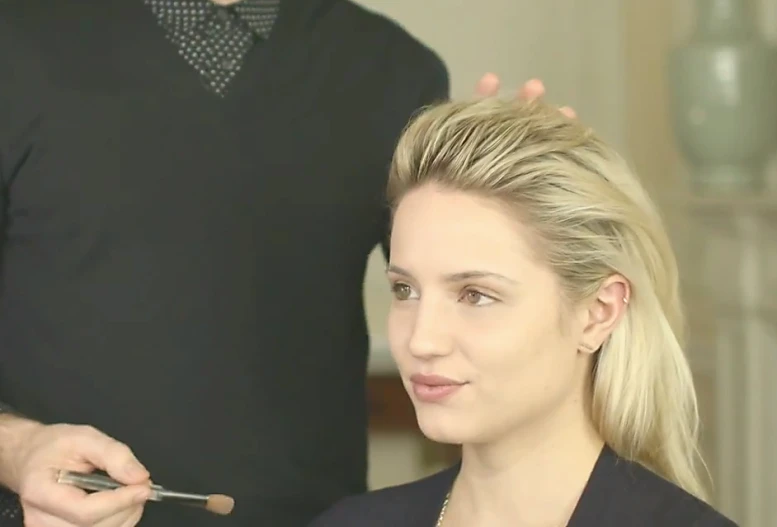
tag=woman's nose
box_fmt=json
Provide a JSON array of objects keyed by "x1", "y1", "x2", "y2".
[{"x1": 407, "y1": 301, "x2": 454, "y2": 359}]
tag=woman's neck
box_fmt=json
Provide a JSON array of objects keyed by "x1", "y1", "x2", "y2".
[{"x1": 444, "y1": 401, "x2": 604, "y2": 527}]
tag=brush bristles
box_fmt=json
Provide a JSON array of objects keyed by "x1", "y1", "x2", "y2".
[{"x1": 206, "y1": 494, "x2": 235, "y2": 515}]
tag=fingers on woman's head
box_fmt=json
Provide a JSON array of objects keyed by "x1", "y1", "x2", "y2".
[
  {"x1": 559, "y1": 105, "x2": 577, "y2": 119},
  {"x1": 476, "y1": 76, "x2": 548, "y2": 102},
  {"x1": 518, "y1": 78, "x2": 545, "y2": 101},
  {"x1": 475, "y1": 73, "x2": 501, "y2": 97},
  {"x1": 475, "y1": 76, "x2": 576, "y2": 119}
]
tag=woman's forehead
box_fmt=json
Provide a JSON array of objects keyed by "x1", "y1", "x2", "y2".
[{"x1": 390, "y1": 186, "x2": 543, "y2": 277}]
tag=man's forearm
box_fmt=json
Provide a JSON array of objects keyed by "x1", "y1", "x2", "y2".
[{"x1": 0, "y1": 411, "x2": 40, "y2": 492}]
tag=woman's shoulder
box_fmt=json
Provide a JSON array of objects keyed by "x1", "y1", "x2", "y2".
[
  {"x1": 308, "y1": 465, "x2": 457, "y2": 527},
  {"x1": 594, "y1": 447, "x2": 738, "y2": 526}
]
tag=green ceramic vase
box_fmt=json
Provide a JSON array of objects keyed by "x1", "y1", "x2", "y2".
[{"x1": 668, "y1": 0, "x2": 777, "y2": 193}]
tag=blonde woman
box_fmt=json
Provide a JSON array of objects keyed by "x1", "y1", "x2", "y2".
[{"x1": 310, "y1": 99, "x2": 737, "y2": 527}]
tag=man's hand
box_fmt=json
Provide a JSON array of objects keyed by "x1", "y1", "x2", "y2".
[
  {"x1": 0, "y1": 416, "x2": 152, "y2": 527},
  {"x1": 474, "y1": 73, "x2": 577, "y2": 119}
]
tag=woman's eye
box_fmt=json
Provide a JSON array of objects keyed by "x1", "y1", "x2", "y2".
[
  {"x1": 391, "y1": 283, "x2": 417, "y2": 301},
  {"x1": 461, "y1": 289, "x2": 495, "y2": 306}
]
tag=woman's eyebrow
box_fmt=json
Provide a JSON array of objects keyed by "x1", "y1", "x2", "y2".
[
  {"x1": 387, "y1": 265, "x2": 517, "y2": 284},
  {"x1": 386, "y1": 264, "x2": 412, "y2": 277},
  {"x1": 442, "y1": 270, "x2": 517, "y2": 284}
]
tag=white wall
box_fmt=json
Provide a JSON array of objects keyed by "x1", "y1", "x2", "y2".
[{"x1": 669, "y1": 2, "x2": 777, "y2": 525}]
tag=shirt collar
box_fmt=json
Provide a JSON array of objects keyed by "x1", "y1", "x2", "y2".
[{"x1": 211, "y1": 0, "x2": 280, "y2": 38}]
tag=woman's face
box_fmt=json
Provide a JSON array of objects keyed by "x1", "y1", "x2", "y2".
[{"x1": 387, "y1": 184, "x2": 595, "y2": 445}]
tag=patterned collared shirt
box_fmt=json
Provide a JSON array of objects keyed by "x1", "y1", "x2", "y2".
[{"x1": 145, "y1": 0, "x2": 281, "y2": 96}]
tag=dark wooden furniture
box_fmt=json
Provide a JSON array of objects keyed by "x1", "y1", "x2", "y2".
[{"x1": 366, "y1": 374, "x2": 461, "y2": 467}]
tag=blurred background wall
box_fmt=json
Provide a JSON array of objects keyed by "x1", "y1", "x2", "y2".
[{"x1": 356, "y1": 1, "x2": 777, "y2": 526}]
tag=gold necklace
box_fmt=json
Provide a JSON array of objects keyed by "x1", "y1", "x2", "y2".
[
  {"x1": 435, "y1": 491, "x2": 451, "y2": 526},
  {"x1": 436, "y1": 492, "x2": 570, "y2": 527}
]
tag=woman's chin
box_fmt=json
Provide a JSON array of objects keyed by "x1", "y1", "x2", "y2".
[{"x1": 416, "y1": 415, "x2": 469, "y2": 445}]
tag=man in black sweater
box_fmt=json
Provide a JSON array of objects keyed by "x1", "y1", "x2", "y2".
[{"x1": 0, "y1": 0, "x2": 562, "y2": 526}]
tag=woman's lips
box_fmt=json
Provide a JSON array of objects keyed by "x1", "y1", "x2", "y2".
[{"x1": 409, "y1": 374, "x2": 467, "y2": 402}]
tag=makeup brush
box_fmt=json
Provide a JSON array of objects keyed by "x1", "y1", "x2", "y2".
[{"x1": 56, "y1": 470, "x2": 235, "y2": 516}]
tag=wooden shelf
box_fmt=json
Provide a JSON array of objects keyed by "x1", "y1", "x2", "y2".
[
  {"x1": 366, "y1": 374, "x2": 418, "y2": 432},
  {"x1": 366, "y1": 374, "x2": 461, "y2": 466}
]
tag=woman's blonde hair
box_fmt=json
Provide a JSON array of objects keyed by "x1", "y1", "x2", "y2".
[{"x1": 387, "y1": 98, "x2": 708, "y2": 501}]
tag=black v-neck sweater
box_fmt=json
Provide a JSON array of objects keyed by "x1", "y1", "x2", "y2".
[{"x1": 0, "y1": 1, "x2": 448, "y2": 525}]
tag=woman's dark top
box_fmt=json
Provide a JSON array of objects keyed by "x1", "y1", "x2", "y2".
[{"x1": 309, "y1": 445, "x2": 738, "y2": 526}]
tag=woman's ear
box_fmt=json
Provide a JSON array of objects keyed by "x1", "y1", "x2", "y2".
[{"x1": 578, "y1": 274, "x2": 630, "y2": 354}]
